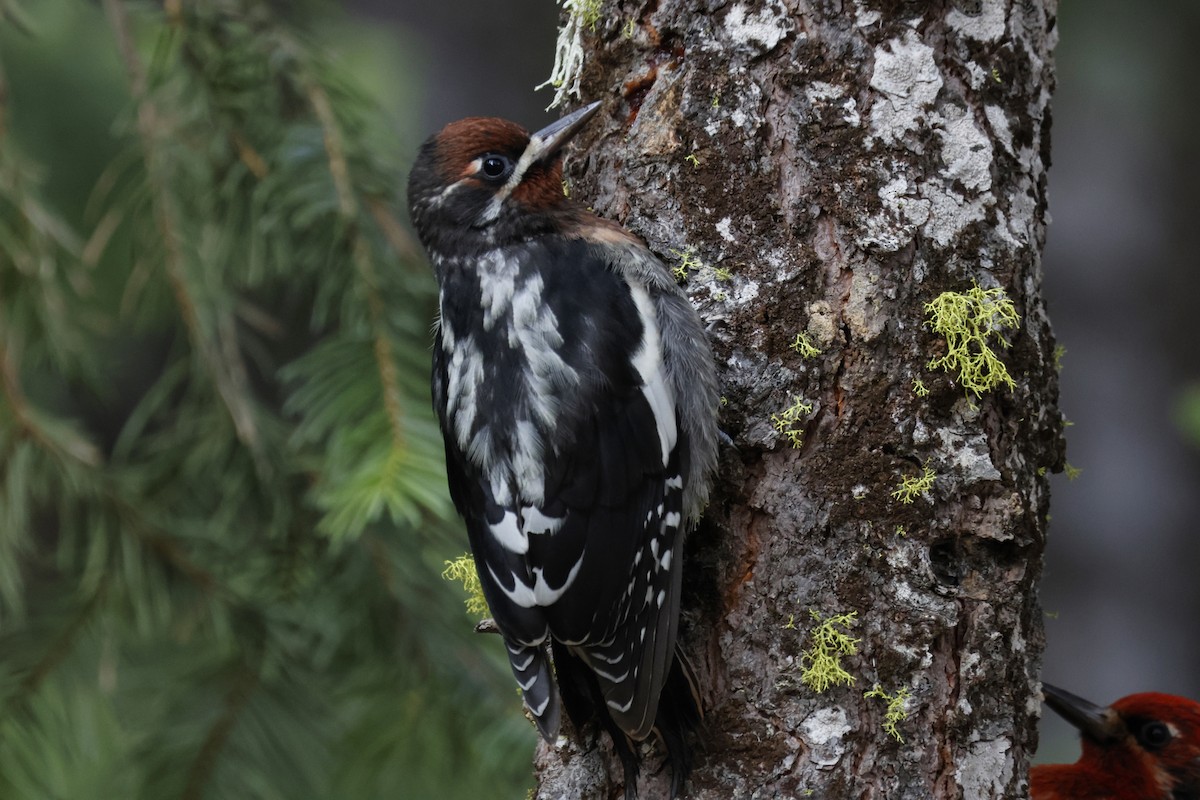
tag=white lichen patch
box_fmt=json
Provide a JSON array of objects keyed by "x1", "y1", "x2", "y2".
[
  {"x1": 956, "y1": 738, "x2": 1014, "y2": 796},
  {"x1": 734, "y1": 277, "x2": 761, "y2": 304},
  {"x1": 919, "y1": 183, "x2": 989, "y2": 248},
  {"x1": 934, "y1": 427, "x2": 1001, "y2": 485},
  {"x1": 947, "y1": 2, "x2": 1008, "y2": 43},
  {"x1": 806, "y1": 300, "x2": 836, "y2": 347},
  {"x1": 800, "y1": 706, "x2": 852, "y2": 767},
  {"x1": 858, "y1": 174, "x2": 933, "y2": 251},
  {"x1": 724, "y1": 1, "x2": 793, "y2": 53},
  {"x1": 936, "y1": 105, "x2": 993, "y2": 193},
  {"x1": 984, "y1": 105, "x2": 1014, "y2": 155},
  {"x1": 806, "y1": 82, "x2": 862, "y2": 127},
  {"x1": 855, "y1": 5, "x2": 881, "y2": 27},
  {"x1": 963, "y1": 61, "x2": 990, "y2": 90},
  {"x1": 868, "y1": 29, "x2": 943, "y2": 146},
  {"x1": 716, "y1": 216, "x2": 736, "y2": 242},
  {"x1": 844, "y1": 263, "x2": 887, "y2": 341}
]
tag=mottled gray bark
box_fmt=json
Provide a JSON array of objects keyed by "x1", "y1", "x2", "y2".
[{"x1": 536, "y1": 2, "x2": 1062, "y2": 797}]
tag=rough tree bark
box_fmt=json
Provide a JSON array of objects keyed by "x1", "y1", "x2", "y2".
[{"x1": 534, "y1": 1, "x2": 1062, "y2": 798}]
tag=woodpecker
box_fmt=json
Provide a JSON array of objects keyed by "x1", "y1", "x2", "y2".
[
  {"x1": 1032, "y1": 683, "x2": 1200, "y2": 800},
  {"x1": 406, "y1": 101, "x2": 719, "y2": 797}
]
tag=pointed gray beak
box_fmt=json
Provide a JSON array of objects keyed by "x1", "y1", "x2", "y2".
[
  {"x1": 529, "y1": 101, "x2": 602, "y2": 165},
  {"x1": 1042, "y1": 683, "x2": 1124, "y2": 745}
]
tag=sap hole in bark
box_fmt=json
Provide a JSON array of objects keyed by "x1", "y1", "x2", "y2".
[{"x1": 928, "y1": 538, "x2": 961, "y2": 587}]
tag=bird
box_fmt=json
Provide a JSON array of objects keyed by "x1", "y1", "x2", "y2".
[
  {"x1": 1032, "y1": 682, "x2": 1200, "y2": 799},
  {"x1": 406, "y1": 101, "x2": 720, "y2": 798}
]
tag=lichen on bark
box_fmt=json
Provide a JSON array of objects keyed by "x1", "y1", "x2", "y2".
[{"x1": 537, "y1": 1, "x2": 1063, "y2": 797}]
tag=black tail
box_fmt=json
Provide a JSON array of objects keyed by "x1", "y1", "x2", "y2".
[{"x1": 552, "y1": 640, "x2": 702, "y2": 799}]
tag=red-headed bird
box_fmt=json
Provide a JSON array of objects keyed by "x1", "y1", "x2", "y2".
[
  {"x1": 1032, "y1": 683, "x2": 1200, "y2": 799},
  {"x1": 406, "y1": 102, "x2": 718, "y2": 798}
]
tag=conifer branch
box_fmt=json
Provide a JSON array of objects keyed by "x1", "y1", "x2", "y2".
[
  {"x1": 365, "y1": 194, "x2": 423, "y2": 264},
  {"x1": 14, "y1": 585, "x2": 107, "y2": 703},
  {"x1": 286, "y1": 40, "x2": 407, "y2": 454},
  {"x1": 181, "y1": 658, "x2": 261, "y2": 800},
  {"x1": 0, "y1": 334, "x2": 100, "y2": 466},
  {"x1": 103, "y1": 0, "x2": 263, "y2": 459}
]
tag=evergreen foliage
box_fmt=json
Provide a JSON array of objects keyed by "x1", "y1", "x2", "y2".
[{"x1": 0, "y1": 1, "x2": 534, "y2": 797}]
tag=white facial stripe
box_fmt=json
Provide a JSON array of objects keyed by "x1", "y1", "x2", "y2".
[
  {"x1": 433, "y1": 177, "x2": 469, "y2": 207},
  {"x1": 477, "y1": 135, "x2": 546, "y2": 225}
]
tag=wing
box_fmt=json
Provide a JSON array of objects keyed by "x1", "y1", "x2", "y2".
[{"x1": 432, "y1": 236, "x2": 698, "y2": 743}]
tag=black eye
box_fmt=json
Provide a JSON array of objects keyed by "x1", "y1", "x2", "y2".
[
  {"x1": 480, "y1": 155, "x2": 511, "y2": 180},
  {"x1": 1136, "y1": 720, "x2": 1172, "y2": 750}
]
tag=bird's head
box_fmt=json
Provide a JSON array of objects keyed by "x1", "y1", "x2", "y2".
[
  {"x1": 1042, "y1": 683, "x2": 1200, "y2": 796},
  {"x1": 406, "y1": 101, "x2": 601, "y2": 258}
]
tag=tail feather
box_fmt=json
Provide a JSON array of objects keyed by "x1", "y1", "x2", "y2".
[
  {"x1": 654, "y1": 651, "x2": 703, "y2": 797},
  {"x1": 506, "y1": 640, "x2": 561, "y2": 741},
  {"x1": 552, "y1": 639, "x2": 701, "y2": 799}
]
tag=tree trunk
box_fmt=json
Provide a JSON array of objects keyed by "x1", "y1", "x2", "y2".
[{"x1": 535, "y1": 1, "x2": 1062, "y2": 797}]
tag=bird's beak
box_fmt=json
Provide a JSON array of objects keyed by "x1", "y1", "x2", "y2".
[
  {"x1": 1042, "y1": 683, "x2": 1125, "y2": 745},
  {"x1": 529, "y1": 101, "x2": 602, "y2": 165}
]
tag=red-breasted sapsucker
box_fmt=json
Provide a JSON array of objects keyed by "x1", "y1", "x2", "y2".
[
  {"x1": 1032, "y1": 683, "x2": 1200, "y2": 799},
  {"x1": 406, "y1": 101, "x2": 719, "y2": 798}
]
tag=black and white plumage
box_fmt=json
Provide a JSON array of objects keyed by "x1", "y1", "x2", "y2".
[{"x1": 406, "y1": 102, "x2": 719, "y2": 797}]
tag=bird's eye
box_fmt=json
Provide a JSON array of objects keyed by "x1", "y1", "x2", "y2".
[
  {"x1": 480, "y1": 155, "x2": 511, "y2": 180},
  {"x1": 1136, "y1": 720, "x2": 1172, "y2": 750}
]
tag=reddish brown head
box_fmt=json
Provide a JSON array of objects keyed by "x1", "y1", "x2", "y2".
[
  {"x1": 406, "y1": 102, "x2": 601, "y2": 259},
  {"x1": 1032, "y1": 684, "x2": 1200, "y2": 800}
]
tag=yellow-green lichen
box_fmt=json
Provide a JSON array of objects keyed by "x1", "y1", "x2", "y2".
[
  {"x1": 891, "y1": 463, "x2": 934, "y2": 504},
  {"x1": 912, "y1": 378, "x2": 929, "y2": 397},
  {"x1": 622, "y1": 18, "x2": 636, "y2": 38},
  {"x1": 790, "y1": 332, "x2": 822, "y2": 360},
  {"x1": 799, "y1": 611, "x2": 859, "y2": 693},
  {"x1": 924, "y1": 284, "x2": 1019, "y2": 397},
  {"x1": 442, "y1": 554, "x2": 490, "y2": 617},
  {"x1": 713, "y1": 266, "x2": 733, "y2": 281},
  {"x1": 685, "y1": 153, "x2": 700, "y2": 168},
  {"x1": 864, "y1": 684, "x2": 911, "y2": 742},
  {"x1": 570, "y1": 0, "x2": 602, "y2": 31},
  {"x1": 668, "y1": 247, "x2": 705, "y2": 282},
  {"x1": 1065, "y1": 462, "x2": 1082, "y2": 480},
  {"x1": 772, "y1": 396, "x2": 813, "y2": 449}
]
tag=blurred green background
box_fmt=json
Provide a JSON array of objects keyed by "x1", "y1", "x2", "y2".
[
  {"x1": 0, "y1": 1, "x2": 538, "y2": 797},
  {"x1": 3, "y1": 0, "x2": 1200, "y2": 796}
]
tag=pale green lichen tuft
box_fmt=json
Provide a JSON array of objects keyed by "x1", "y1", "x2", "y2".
[
  {"x1": 864, "y1": 684, "x2": 911, "y2": 742},
  {"x1": 538, "y1": 0, "x2": 602, "y2": 109},
  {"x1": 685, "y1": 153, "x2": 700, "y2": 168},
  {"x1": 771, "y1": 396, "x2": 813, "y2": 449},
  {"x1": 1065, "y1": 462, "x2": 1082, "y2": 481},
  {"x1": 912, "y1": 377, "x2": 929, "y2": 397},
  {"x1": 442, "y1": 554, "x2": 490, "y2": 617},
  {"x1": 924, "y1": 284, "x2": 1020, "y2": 397},
  {"x1": 668, "y1": 247, "x2": 705, "y2": 282},
  {"x1": 891, "y1": 463, "x2": 935, "y2": 504},
  {"x1": 790, "y1": 332, "x2": 822, "y2": 359},
  {"x1": 799, "y1": 611, "x2": 859, "y2": 693}
]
